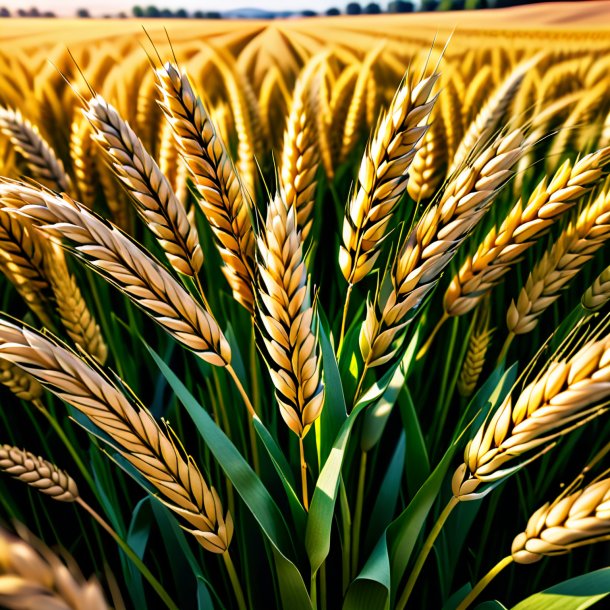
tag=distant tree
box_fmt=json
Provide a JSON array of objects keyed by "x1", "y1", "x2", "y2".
[
  {"x1": 206, "y1": 10, "x2": 221, "y2": 18},
  {"x1": 326, "y1": 7, "x2": 341, "y2": 14},
  {"x1": 302, "y1": 9, "x2": 317, "y2": 16},
  {"x1": 193, "y1": 9, "x2": 205, "y2": 17},
  {"x1": 132, "y1": 5, "x2": 144, "y2": 16},
  {"x1": 17, "y1": 8, "x2": 26, "y2": 15},
  {"x1": 389, "y1": 0, "x2": 414, "y2": 11},
  {"x1": 29, "y1": 7, "x2": 40, "y2": 16},
  {"x1": 42, "y1": 10, "x2": 55, "y2": 16},
  {"x1": 117, "y1": 11, "x2": 128, "y2": 17},
  {"x1": 76, "y1": 8, "x2": 90, "y2": 17},
  {"x1": 0, "y1": 7, "x2": 10, "y2": 16},
  {"x1": 144, "y1": 5, "x2": 160, "y2": 17},
  {"x1": 364, "y1": 2, "x2": 381, "y2": 13},
  {"x1": 465, "y1": 0, "x2": 489, "y2": 6},
  {"x1": 175, "y1": 8, "x2": 187, "y2": 17},
  {"x1": 419, "y1": 0, "x2": 439, "y2": 10},
  {"x1": 160, "y1": 8, "x2": 172, "y2": 17},
  {"x1": 346, "y1": 2, "x2": 361, "y2": 14},
  {"x1": 439, "y1": 0, "x2": 465, "y2": 8}
]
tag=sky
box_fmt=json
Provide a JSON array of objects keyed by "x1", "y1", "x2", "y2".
[{"x1": 0, "y1": 0, "x2": 359, "y2": 15}]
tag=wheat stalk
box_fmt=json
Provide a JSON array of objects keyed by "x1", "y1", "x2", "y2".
[
  {"x1": 0, "y1": 319, "x2": 233, "y2": 553},
  {"x1": 512, "y1": 476, "x2": 610, "y2": 563},
  {"x1": 0, "y1": 360, "x2": 43, "y2": 401},
  {"x1": 156, "y1": 62, "x2": 256, "y2": 313},
  {"x1": 0, "y1": 445, "x2": 79, "y2": 502},
  {"x1": 0, "y1": 182, "x2": 231, "y2": 368},
  {"x1": 280, "y1": 57, "x2": 323, "y2": 241},
  {"x1": 339, "y1": 70, "x2": 439, "y2": 287},
  {"x1": 452, "y1": 334, "x2": 610, "y2": 500},
  {"x1": 360, "y1": 128, "x2": 525, "y2": 371},
  {"x1": 507, "y1": 189, "x2": 610, "y2": 337},
  {"x1": 0, "y1": 525, "x2": 108, "y2": 610},
  {"x1": 85, "y1": 94, "x2": 203, "y2": 278},
  {"x1": 0, "y1": 107, "x2": 71, "y2": 192},
  {"x1": 444, "y1": 147, "x2": 610, "y2": 318}
]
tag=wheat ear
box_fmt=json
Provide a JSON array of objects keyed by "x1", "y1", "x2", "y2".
[
  {"x1": 0, "y1": 319, "x2": 233, "y2": 553},
  {"x1": 452, "y1": 335, "x2": 610, "y2": 500},
  {"x1": 445, "y1": 147, "x2": 610, "y2": 318},
  {"x1": 156, "y1": 62, "x2": 256, "y2": 313},
  {"x1": 0, "y1": 445, "x2": 78, "y2": 502},
  {"x1": 257, "y1": 193, "x2": 324, "y2": 439},
  {"x1": 0, "y1": 360, "x2": 43, "y2": 401},
  {"x1": 0, "y1": 107, "x2": 71, "y2": 192},
  {"x1": 280, "y1": 57, "x2": 323, "y2": 240},
  {"x1": 360, "y1": 129, "x2": 525, "y2": 370},
  {"x1": 457, "y1": 300, "x2": 494, "y2": 399},
  {"x1": 512, "y1": 476, "x2": 610, "y2": 563},
  {"x1": 583, "y1": 265, "x2": 610, "y2": 312},
  {"x1": 69, "y1": 115, "x2": 98, "y2": 210},
  {"x1": 339, "y1": 71, "x2": 439, "y2": 287},
  {"x1": 0, "y1": 182, "x2": 231, "y2": 368},
  {"x1": 85, "y1": 95, "x2": 203, "y2": 278},
  {"x1": 0, "y1": 525, "x2": 108, "y2": 610},
  {"x1": 507, "y1": 189, "x2": 610, "y2": 337}
]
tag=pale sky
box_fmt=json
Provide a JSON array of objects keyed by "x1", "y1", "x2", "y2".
[{"x1": 0, "y1": 0, "x2": 378, "y2": 15}]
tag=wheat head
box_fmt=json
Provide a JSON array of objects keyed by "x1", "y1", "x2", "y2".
[
  {"x1": 0, "y1": 182, "x2": 231, "y2": 368},
  {"x1": 0, "y1": 360, "x2": 43, "y2": 401},
  {"x1": 0, "y1": 319, "x2": 233, "y2": 553},
  {"x1": 85, "y1": 95, "x2": 203, "y2": 278},
  {"x1": 156, "y1": 62, "x2": 256, "y2": 313},
  {"x1": 257, "y1": 194, "x2": 324, "y2": 438},
  {"x1": 69, "y1": 115, "x2": 98, "y2": 210},
  {"x1": 452, "y1": 335, "x2": 610, "y2": 500},
  {"x1": 339, "y1": 70, "x2": 439, "y2": 286},
  {"x1": 582, "y1": 264, "x2": 610, "y2": 312}
]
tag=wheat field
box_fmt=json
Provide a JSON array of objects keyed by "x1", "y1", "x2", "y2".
[{"x1": 2, "y1": 3, "x2": 610, "y2": 609}]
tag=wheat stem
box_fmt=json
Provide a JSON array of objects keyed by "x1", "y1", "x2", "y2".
[
  {"x1": 223, "y1": 551, "x2": 247, "y2": 610},
  {"x1": 339, "y1": 283, "x2": 354, "y2": 353},
  {"x1": 300, "y1": 435, "x2": 309, "y2": 511},
  {"x1": 456, "y1": 556, "x2": 514, "y2": 610},
  {"x1": 351, "y1": 449, "x2": 367, "y2": 577},
  {"x1": 497, "y1": 332, "x2": 515, "y2": 364},
  {"x1": 396, "y1": 496, "x2": 459, "y2": 610},
  {"x1": 417, "y1": 312, "x2": 449, "y2": 360},
  {"x1": 226, "y1": 364, "x2": 256, "y2": 418}
]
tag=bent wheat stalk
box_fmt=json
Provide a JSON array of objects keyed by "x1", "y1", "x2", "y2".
[
  {"x1": 85, "y1": 95, "x2": 203, "y2": 278},
  {"x1": 0, "y1": 106, "x2": 71, "y2": 192},
  {"x1": 156, "y1": 62, "x2": 256, "y2": 313}
]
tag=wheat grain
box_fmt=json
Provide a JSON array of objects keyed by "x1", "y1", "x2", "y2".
[
  {"x1": 0, "y1": 182, "x2": 231, "y2": 368},
  {"x1": 156, "y1": 62, "x2": 256, "y2": 313},
  {"x1": 339, "y1": 70, "x2": 439, "y2": 286},
  {"x1": 507, "y1": 189, "x2": 610, "y2": 336},
  {"x1": 512, "y1": 477, "x2": 610, "y2": 564},
  {"x1": 0, "y1": 107, "x2": 70, "y2": 192},
  {"x1": 0, "y1": 525, "x2": 108, "y2": 610},
  {"x1": 452, "y1": 334, "x2": 610, "y2": 500},
  {"x1": 0, "y1": 360, "x2": 43, "y2": 401},
  {"x1": 85, "y1": 95, "x2": 203, "y2": 278},
  {"x1": 582, "y1": 265, "x2": 610, "y2": 312},
  {"x1": 0, "y1": 319, "x2": 233, "y2": 553},
  {"x1": 0, "y1": 445, "x2": 78, "y2": 502},
  {"x1": 257, "y1": 193, "x2": 324, "y2": 438},
  {"x1": 444, "y1": 147, "x2": 610, "y2": 318},
  {"x1": 360, "y1": 128, "x2": 525, "y2": 369}
]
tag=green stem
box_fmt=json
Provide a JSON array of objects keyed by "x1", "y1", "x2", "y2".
[
  {"x1": 456, "y1": 556, "x2": 514, "y2": 610},
  {"x1": 310, "y1": 571, "x2": 318, "y2": 610},
  {"x1": 395, "y1": 496, "x2": 459, "y2": 610},
  {"x1": 226, "y1": 364, "x2": 256, "y2": 418},
  {"x1": 300, "y1": 435, "x2": 309, "y2": 511},
  {"x1": 339, "y1": 283, "x2": 354, "y2": 354},
  {"x1": 223, "y1": 551, "x2": 247, "y2": 610},
  {"x1": 416, "y1": 312, "x2": 449, "y2": 360},
  {"x1": 497, "y1": 332, "x2": 515, "y2": 365},
  {"x1": 351, "y1": 450, "x2": 368, "y2": 577},
  {"x1": 339, "y1": 477, "x2": 352, "y2": 594},
  {"x1": 320, "y1": 560, "x2": 327, "y2": 610},
  {"x1": 76, "y1": 497, "x2": 178, "y2": 610}
]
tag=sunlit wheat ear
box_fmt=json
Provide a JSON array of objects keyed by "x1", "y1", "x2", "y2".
[
  {"x1": 69, "y1": 114, "x2": 98, "y2": 210},
  {"x1": 583, "y1": 264, "x2": 610, "y2": 312},
  {"x1": 256, "y1": 194, "x2": 324, "y2": 438},
  {"x1": 0, "y1": 445, "x2": 79, "y2": 502},
  {"x1": 156, "y1": 62, "x2": 256, "y2": 313},
  {"x1": 0, "y1": 320, "x2": 233, "y2": 554},
  {"x1": 449, "y1": 54, "x2": 539, "y2": 174},
  {"x1": 512, "y1": 477, "x2": 610, "y2": 564},
  {"x1": 360, "y1": 128, "x2": 526, "y2": 369},
  {"x1": 0, "y1": 107, "x2": 71, "y2": 192},
  {"x1": 507, "y1": 189, "x2": 610, "y2": 337},
  {"x1": 0, "y1": 208, "x2": 54, "y2": 328},
  {"x1": 0, "y1": 525, "x2": 109, "y2": 610},
  {"x1": 0, "y1": 182, "x2": 231, "y2": 368},
  {"x1": 445, "y1": 147, "x2": 610, "y2": 318},
  {"x1": 0, "y1": 360, "x2": 43, "y2": 401},
  {"x1": 452, "y1": 335, "x2": 610, "y2": 500},
  {"x1": 280, "y1": 56, "x2": 323, "y2": 241},
  {"x1": 85, "y1": 95, "x2": 203, "y2": 278},
  {"x1": 339, "y1": 70, "x2": 439, "y2": 286},
  {"x1": 47, "y1": 242, "x2": 108, "y2": 365},
  {"x1": 457, "y1": 300, "x2": 494, "y2": 399}
]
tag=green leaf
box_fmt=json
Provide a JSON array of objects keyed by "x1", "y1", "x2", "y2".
[
  {"x1": 197, "y1": 579, "x2": 215, "y2": 610},
  {"x1": 124, "y1": 497, "x2": 153, "y2": 609},
  {"x1": 399, "y1": 386, "x2": 430, "y2": 496},
  {"x1": 511, "y1": 568, "x2": 610, "y2": 610},
  {"x1": 476, "y1": 603, "x2": 508, "y2": 610}
]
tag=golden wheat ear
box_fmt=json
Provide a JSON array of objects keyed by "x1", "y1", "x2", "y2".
[
  {"x1": 0, "y1": 360, "x2": 43, "y2": 401},
  {"x1": 0, "y1": 525, "x2": 109, "y2": 610},
  {"x1": 0, "y1": 318, "x2": 233, "y2": 554}
]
